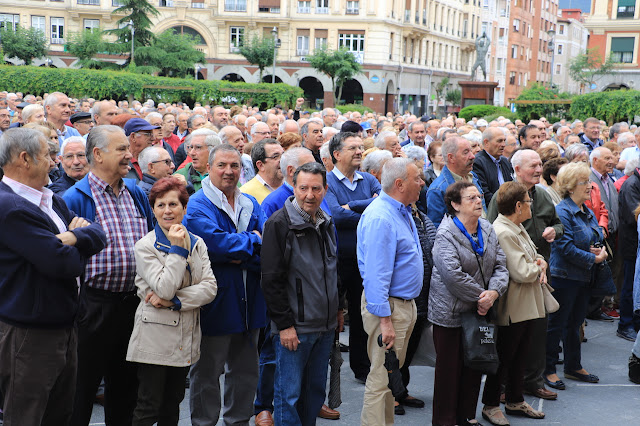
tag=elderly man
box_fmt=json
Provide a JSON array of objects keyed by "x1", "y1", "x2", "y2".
[
  {"x1": 358, "y1": 157, "x2": 424, "y2": 425},
  {"x1": 64, "y1": 125, "x2": 154, "y2": 426},
  {"x1": 261, "y1": 162, "x2": 340, "y2": 426},
  {"x1": 555, "y1": 126, "x2": 572, "y2": 148},
  {"x1": 375, "y1": 131, "x2": 403, "y2": 157},
  {"x1": 50, "y1": 136, "x2": 90, "y2": 195},
  {"x1": 211, "y1": 105, "x2": 229, "y2": 129},
  {"x1": 160, "y1": 112, "x2": 182, "y2": 153},
  {"x1": 174, "y1": 114, "x2": 208, "y2": 166},
  {"x1": 518, "y1": 124, "x2": 543, "y2": 151},
  {"x1": 137, "y1": 146, "x2": 176, "y2": 195},
  {"x1": 184, "y1": 144, "x2": 267, "y2": 426},
  {"x1": 300, "y1": 119, "x2": 324, "y2": 164},
  {"x1": 322, "y1": 108, "x2": 338, "y2": 127},
  {"x1": 279, "y1": 119, "x2": 299, "y2": 135},
  {"x1": 320, "y1": 141, "x2": 333, "y2": 172},
  {"x1": 427, "y1": 137, "x2": 485, "y2": 228},
  {"x1": 323, "y1": 126, "x2": 339, "y2": 144},
  {"x1": 70, "y1": 112, "x2": 94, "y2": 137},
  {"x1": 401, "y1": 121, "x2": 427, "y2": 148},
  {"x1": 0, "y1": 128, "x2": 106, "y2": 426},
  {"x1": 326, "y1": 132, "x2": 382, "y2": 383},
  {"x1": 529, "y1": 119, "x2": 548, "y2": 140},
  {"x1": 473, "y1": 127, "x2": 514, "y2": 204},
  {"x1": 44, "y1": 92, "x2": 81, "y2": 142},
  {"x1": 265, "y1": 113, "x2": 279, "y2": 139},
  {"x1": 174, "y1": 112, "x2": 190, "y2": 139},
  {"x1": 241, "y1": 139, "x2": 284, "y2": 203},
  {"x1": 145, "y1": 112, "x2": 176, "y2": 163},
  {"x1": 123, "y1": 118, "x2": 159, "y2": 181},
  {"x1": 581, "y1": 117, "x2": 604, "y2": 151},
  {"x1": 487, "y1": 149, "x2": 563, "y2": 401},
  {"x1": 175, "y1": 128, "x2": 218, "y2": 193},
  {"x1": 361, "y1": 149, "x2": 393, "y2": 182},
  {"x1": 610, "y1": 122, "x2": 629, "y2": 144},
  {"x1": 0, "y1": 108, "x2": 10, "y2": 134},
  {"x1": 219, "y1": 125, "x2": 254, "y2": 184},
  {"x1": 251, "y1": 121, "x2": 272, "y2": 145},
  {"x1": 92, "y1": 100, "x2": 118, "y2": 126},
  {"x1": 424, "y1": 119, "x2": 440, "y2": 145}
]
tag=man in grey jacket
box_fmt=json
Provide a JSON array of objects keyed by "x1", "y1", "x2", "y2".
[{"x1": 261, "y1": 162, "x2": 341, "y2": 426}]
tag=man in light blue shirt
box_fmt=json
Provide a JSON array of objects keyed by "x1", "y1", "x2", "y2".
[{"x1": 357, "y1": 157, "x2": 424, "y2": 425}]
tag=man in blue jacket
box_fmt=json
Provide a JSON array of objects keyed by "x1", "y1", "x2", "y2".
[
  {"x1": 0, "y1": 128, "x2": 107, "y2": 426},
  {"x1": 184, "y1": 144, "x2": 267, "y2": 426},
  {"x1": 64, "y1": 125, "x2": 154, "y2": 426}
]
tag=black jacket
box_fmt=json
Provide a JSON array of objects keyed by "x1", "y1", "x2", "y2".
[
  {"x1": 48, "y1": 172, "x2": 78, "y2": 196},
  {"x1": 473, "y1": 150, "x2": 514, "y2": 205},
  {"x1": 619, "y1": 169, "x2": 640, "y2": 260}
]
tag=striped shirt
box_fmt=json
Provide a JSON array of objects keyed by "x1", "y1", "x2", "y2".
[{"x1": 85, "y1": 172, "x2": 148, "y2": 292}]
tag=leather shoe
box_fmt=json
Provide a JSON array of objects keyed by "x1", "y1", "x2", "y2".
[
  {"x1": 564, "y1": 370, "x2": 599, "y2": 383},
  {"x1": 255, "y1": 410, "x2": 274, "y2": 426},
  {"x1": 394, "y1": 402, "x2": 405, "y2": 415},
  {"x1": 525, "y1": 387, "x2": 558, "y2": 399},
  {"x1": 544, "y1": 375, "x2": 566, "y2": 390},
  {"x1": 318, "y1": 404, "x2": 340, "y2": 420},
  {"x1": 398, "y1": 395, "x2": 425, "y2": 408},
  {"x1": 587, "y1": 311, "x2": 614, "y2": 322}
]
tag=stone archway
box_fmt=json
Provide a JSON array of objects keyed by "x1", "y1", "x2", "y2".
[
  {"x1": 262, "y1": 75, "x2": 283, "y2": 83},
  {"x1": 222, "y1": 73, "x2": 245, "y2": 82},
  {"x1": 336, "y1": 79, "x2": 363, "y2": 105},
  {"x1": 385, "y1": 80, "x2": 396, "y2": 114},
  {"x1": 299, "y1": 76, "x2": 324, "y2": 110}
]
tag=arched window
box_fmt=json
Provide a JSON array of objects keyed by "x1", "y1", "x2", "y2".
[{"x1": 170, "y1": 25, "x2": 205, "y2": 44}]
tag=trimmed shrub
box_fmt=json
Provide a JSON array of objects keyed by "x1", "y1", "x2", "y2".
[
  {"x1": 569, "y1": 90, "x2": 640, "y2": 125},
  {"x1": 483, "y1": 111, "x2": 518, "y2": 123},
  {"x1": 514, "y1": 83, "x2": 573, "y2": 123},
  {"x1": 335, "y1": 104, "x2": 374, "y2": 114},
  {"x1": 459, "y1": 105, "x2": 511, "y2": 121}
]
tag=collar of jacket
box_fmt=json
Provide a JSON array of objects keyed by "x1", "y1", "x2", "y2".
[
  {"x1": 562, "y1": 196, "x2": 594, "y2": 220},
  {"x1": 283, "y1": 196, "x2": 332, "y2": 231},
  {"x1": 153, "y1": 222, "x2": 198, "y2": 253},
  {"x1": 201, "y1": 176, "x2": 255, "y2": 232}
]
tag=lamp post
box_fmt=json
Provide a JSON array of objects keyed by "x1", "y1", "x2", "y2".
[
  {"x1": 195, "y1": 65, "x2": 201, "y2": 80},
  {"x1": 46, "y1": 58, "x2": 53, "y2": 68},
  {"x1": 547, "y1": 29, "x2": 556, "y2": 88},
  {"x1": 271, "y1": 26, "x2": 278, "y2": 84},
  {"x1": 129, "y1": 19, "x2": 135, "y2": 65}
]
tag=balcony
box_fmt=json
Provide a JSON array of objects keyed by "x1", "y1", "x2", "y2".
[
  {"x1": 78, "y1": 0, "x2": 100, "y2": 4},
  {"x1": 51, "y1": 37, "x2": 65, "y2": 44},
  {"x1": 316, "y1": 6, "x2": 328, "y2": 13},
  {"x1": 297, "y1": 6, "x2": 310, "y2": 12},
  {"x1": 297, "y1": 49, "x2": 309, "y2": 56},
  {"x1": 346, "y1": 7, "x2": 359, "y2": 14},
  {"x1": 225, "y1": 0, "x2": 246, "y2": 11},
  {"x1": 192, "y1": 2, "x2": 204, "y2": 7}
]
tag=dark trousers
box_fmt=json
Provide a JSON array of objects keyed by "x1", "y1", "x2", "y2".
[
  {"x1": 71, "y1": 287, "x2": 140, "y2": 426},
  {"x1": 522, "y1": 316, "x2": 548, "y2": 391},
  {"x1": 254, "y1": 327, "x2": 275, "y2": 414},
  {"x1": 132, "y1": 363, "x2": 190, "y2": 426},
  {"x1": 482, "y1": 320, "x2": 534, "y2": 406},
  {"x1": 399, "y1": 317, "x2": 427, "y2": 391},
  {"x1": 619, "y1": 259, "x2": 640, "y2": 331},
  {"x1": 339, "y1": 258, "x2": 370, "y2": 379},
  {"x1": 0, "y1": 322, "x2": 77, "y2": 426},
  {"x1": 545, "y1": 283, "x2": 590, "y2": 375},
  {"x1": 432, "y1": 325, "x2": 482, "y2": 426}
]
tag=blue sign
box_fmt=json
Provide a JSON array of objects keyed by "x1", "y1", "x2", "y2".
[{"x1": 371, "y1": 76, "x2": 379, "y2": 83}]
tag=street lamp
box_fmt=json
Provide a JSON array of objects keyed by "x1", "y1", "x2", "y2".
[
  {"x1": 547, "y1": 29, "x2": 556, "y2": 88},
  {"x1": 271, "y1": 26, "x2": 278, "y2": 84},
  {"x1": 46, "y1": 58, "x2": 53, "y2": 68},
  {"x1": 195, "y1": 65, "x2": 201, "y2": 80},
  {"x1": 129, "y1": 19, "x2": 135, "y2": 65}
]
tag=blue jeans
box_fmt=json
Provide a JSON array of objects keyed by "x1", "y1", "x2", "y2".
[
  {"x1": 274, "y1": 330, "x2": 333, "y2": 426},
  {"x1": 545, "y1": 281, "x2": 590, "y2": 375},
  {"x1": 620, "y1": 259, "x2": 640, "y2": 331},
  {"x1": 254, "y1": 327, "x2": 276, "y2": 414}
]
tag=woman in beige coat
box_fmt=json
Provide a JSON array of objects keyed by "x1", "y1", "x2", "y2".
[
  {"x1": 480, "y1": 182, "x2": 547, "y2": 426},
  {"x1": 126, "y1": 177, "x2": 217, "y2": 426}
]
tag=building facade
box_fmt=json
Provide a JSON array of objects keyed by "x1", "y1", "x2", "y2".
[{"x1": 554, "y1": 9, "x2": 589, "y2": 93}]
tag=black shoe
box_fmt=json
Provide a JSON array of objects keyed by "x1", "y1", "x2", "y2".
[
  {"x1": 630, "y1": 353, "x2": 640, "y2": 384},
  {"x1": 339, "y1": 342, "x2": 349, "y2": 352},
  {"x1": 398, "y1": 395, "x2": 425, "y2": 408},
  {"x1": 394, "y1": 403, "x2": 405, "y2": 415},
  {"x1": 543, "y1": 375, "x2": 566, "y2": 390},
  {"x1": 564, "y1": 371, "x2": 599, "y2": 383},
  {"x1": 555, "y1": 358, "x2": 564, "y2": 365},
  {"x1": 587, "y1": 311, "x2": 614, "y2": 322}
]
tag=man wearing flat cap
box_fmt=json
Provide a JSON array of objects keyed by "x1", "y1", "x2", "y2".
[
  {"x1": 70, "y1": 112, "x2": 94, "y2": 137},
  {"x1": 8, "y1": 102, "x2": 29, "y2": 128},
  {"x1": 123, "y1": 118, "x2": 160, "y2": 182}
]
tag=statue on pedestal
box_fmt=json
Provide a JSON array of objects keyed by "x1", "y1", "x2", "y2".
[{"x1": 471, "y1": 32, "x2": 490, "y2": 81}]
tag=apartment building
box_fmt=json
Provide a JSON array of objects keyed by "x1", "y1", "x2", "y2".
[{"x1": 554, "y1": 9, "x2": 589, "y2": 93}]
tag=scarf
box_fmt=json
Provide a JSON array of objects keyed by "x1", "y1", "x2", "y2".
[{"x1": 453, "y1": 216, "x2": 484, "y2": 256}]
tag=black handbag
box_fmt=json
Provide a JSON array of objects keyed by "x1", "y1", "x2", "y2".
[
  {"x1": 459, "y1": 254, "x2": 500, "y2": 375},
  {"x1": 589, "y1": 260, "x2": 616, "y2": 297}
]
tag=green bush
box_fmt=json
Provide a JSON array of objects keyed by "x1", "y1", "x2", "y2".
[
  {"x1": 335, "y1": 104, "x2": 373, "y2": 114},
  {"x1": 483, "y1": 111, "x2": 518, "y2": 123},
  {"x1": 514, "y1": 83, "x2": 573, "y2": 123},
  {"x1": 569, "y1": 90, "x2": 640, "y2": 125},
  {"x1": 0, "y1": 65, "x2": 302, "y2": 108},
  {"x1": 459, "y1": 105, "x2": 510, "y2": 121}
]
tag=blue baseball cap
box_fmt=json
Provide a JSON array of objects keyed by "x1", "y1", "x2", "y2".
[
  {"x1": 124, "y1": 118, "x2": 160, "y2": 136},
  {"x1": 360, "y1": 121, "x2": 372, "y2": 131}
]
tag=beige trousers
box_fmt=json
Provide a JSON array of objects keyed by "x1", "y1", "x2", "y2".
[{"x1": 360, "y1": 293, "x2": 417, "y2": 426}]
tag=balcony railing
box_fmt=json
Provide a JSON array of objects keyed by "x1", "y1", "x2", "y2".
[
  {"x1": 51, "y1": 37, "x2": 65, "y2": 44},
  {"x1": 159, "y1": 0, "x2": 174, "y2": 6},
  {"x1": 78, "y1": 0, "x2": 100, "y2": 5},
  {"x1": 297, "y1": 6, "x2": 310, "y2": 13},
  {"x1": 297, "y1": 49, "x2": 309, "y2": 56},
  {"x1": 225, "y1": 0, "x2": 246, "y2": 10},
  {"x1": 316, "y1": 6, "x2": 328, "y2": 13},
  {"x1": 192, "y1": 2, "x2": 205, "y2": 7},
  {"x1": 346, "y1": 7, "x2": 359, "y2": 14}
]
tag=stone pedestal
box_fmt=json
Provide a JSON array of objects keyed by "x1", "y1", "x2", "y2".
[{"x1": 458, "y1": 81, "x2": 499, "y2": 108}]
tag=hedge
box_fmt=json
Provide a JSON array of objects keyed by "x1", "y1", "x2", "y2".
[
  {"x1": 458, "y1": 105, "x2": 511, "y2": 121},
  {"x1": 0, "y1": 65, "x2": 303, "y2": 108},
  {"x1": 335, "y1": 104, "x2": 373, "y2": 114},
  {"x1": 569, "y1": 90, "x2": 640, "y2": 125}
]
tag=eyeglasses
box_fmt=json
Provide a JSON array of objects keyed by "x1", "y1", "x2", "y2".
[
  {"x1": 577, "y1": 180, "x2": 591, "y2": 186},
  {"x1": 186, "y1": 144, "x2": 206, "y2": 152},
  {"x1": 136, "y1": 132, "x2": 153, "y2": 138},
  {"x1": 75, "y1": 120, "x2": 93, "y2": 125},
  {"x1": 264, "y1": 152, "x2": 282, "y2": 161},
  {"x1": 462, "y1": 195, "x2": 483, "y2": 201},
  {"x1": 151, "y1": 159, "x2": 173, "y2": 166},
  {"x1": 63, "y1": 153, "x2": 87, "y2": 161},
  {"x1": 521, "y1": 199, "x2": 533, "y2": 204}
]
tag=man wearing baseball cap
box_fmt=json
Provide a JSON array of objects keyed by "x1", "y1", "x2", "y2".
[{"x1": 123, "y1": 118, "x2": 160, "y2": 181}]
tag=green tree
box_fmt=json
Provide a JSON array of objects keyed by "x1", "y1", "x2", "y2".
[
  {"x1": 238, "y1": 34, "x2": 276, "y2": 81},
  {"x1": 446, "y1": 88, "x2": 461, "y2": 106},
  {"x1": 568, "y1": 48, "x2": 616, "y2": 93},
  {"x1": 65, "y1": 29, "x2": 109, "y2": 69},
  {"x1": 0, "y1": 26, "x2": 47, "y2": 66},
  {"x1": 105, "y1": 0, "x2": 159, "y2": 63},
  {"x1": 135, "y1": 30, "x2": 206, "y2": 77},
  {"x1": 307, "y1": 47, "x2": 362, "y2": 106}
]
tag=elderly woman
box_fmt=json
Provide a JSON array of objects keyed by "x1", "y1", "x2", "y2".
[
  {"x1": 463, "y1": 130, "x2": 483, "y2": 156},
  {"x1": 429, "y1": 181, "x2": 509, "y2": 426},
  {"x1": 361, "y1": 149, "x2": 392, "y2": 182},
  {"x1": 405, "y1": 145, "x2": 429, "y2": 214},
  {"x1": 545, "y1": 162, "x2": 607, "y2": 390},
  {"x1": 425, "y1": 141, "x2": 444, "y2": 188},
  {"x1": 481, "y1": 182, "x2": 547, "y2": 425},
  {"x1": 127, "y1": 177, "x2": 217, "y2": 426},
  {"x1": 22, "y1": 103, "x2": 45, "y2": 125},
  {"x1": 277, "y1": 132, "x2": 302, "y2": 151},
  {"x1": 564, "y1": 143, "x2": 589, "y2": 163}
]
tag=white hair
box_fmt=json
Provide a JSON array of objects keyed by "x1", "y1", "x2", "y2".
[
  {"x1": 362, "y1": 149, "x2": 392, "y2": 174},
  {"x1": 279, "y1": 146, "x2": 312, "y2": 176},
  {"x1": 60, "y1": 136, "x2": 86, "y2": 154},
  {"x1": 22, "y1": 104, "x2": 44, "y2": 123},
  {"x1": 403, "y1": 145, "x2": 427, "y2": 162},
  {"x1": 320, "y1": 141, "x2": 331, "y2": 160},
  {"x1": 381, "y1": 157, "x2": 412, "y2": 192},
  {"x1": 625, "y1": 156, "x2": 640, "y2": 176},
  {"x1": 138, "y1": 146, "x2": 165, "y2": 174},
  {"x1": 374, "y1": 131, "x2": 397, "y2": 149},
  {"x1": 322, "y1": 127, "x2": 338, "y2": 140},
  {"x1": 511, "y1": 149, "x2": 540, "y2": 169}
]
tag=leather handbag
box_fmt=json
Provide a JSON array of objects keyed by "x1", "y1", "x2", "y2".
[{"x1": 541, "y1": 282, "x2": 559, "y2": 314}]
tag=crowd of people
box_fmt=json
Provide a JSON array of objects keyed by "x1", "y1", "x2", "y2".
[{"x1": 0, "y1": 89, "x2": 639, "y2": 426}]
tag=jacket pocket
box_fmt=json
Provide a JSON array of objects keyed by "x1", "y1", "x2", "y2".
[
  {"x1": 137, "y1": 306, "x2": 181, "y2": 357},
  {"x1": 296, "y1": 278, "x2": 305, "y2": 323}
]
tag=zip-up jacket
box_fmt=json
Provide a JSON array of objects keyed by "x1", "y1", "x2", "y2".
[{"x1": 261, "y1": 198, "x2": 339, "y2": 334}]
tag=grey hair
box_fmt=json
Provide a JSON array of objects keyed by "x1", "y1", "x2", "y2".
[
  {"x1": 191, "y1": 128, "x2": 217, "y2": 137},
  {"x1": 618, "y1": 131, "x2": 635, "y2": 146},
  {"x1": 0, "y1": 128, "x2": 45, "y2": 167},
  {"x1": 60, "y1": 136, "x2": 86, "y2": 154},
  {"x1": 404, "y1": 145, "x2": 427, "y2": 162},
  {"x1": 320, "y1": 141, "x2": 330, "y2": 160},
  {"x1": 564, "y1": 143, "x2": 589, "y2": 162},
  {"x1": 381, "y1": 157, "x2": 413, "y2": 193},
  {"x1": 138, "y1": 146, "x2": 165, "y2": 174},
  {"x1": 22, "y1": 104, "x2": 44, "y2": 123},
  {"x1": 43, "y1": 92, "x2": 64, "y2": 110},
  {"x1": 482, "y1": 126, "x2": 504, "y2": 142},
  {"x1": 321, "y1": 108, "x2": 334, "y2": 117},
  {"x1": 208, "y1": 143, "x2": 242, "y2": 166},
  {"x1": 589, "y1": 147, "x2": 607, "y2": 164},
  {"x1": 279, "y1": 146, "x2": 312, "y2": 176},
  {"x1": 625, "y1": 156, "x2": 640, "y2": 176},
  {"x1": 217, "y1": 126, "x2": 237, "y2": 144},
  {"x1": 570, "y1": 120, "x2": 583, "y2": 129},
  {"x1": 91, "y1": 100, "x2": 111, "y2": 119},
  {"x1": 362, "y1": 149, "x2": 392, "y2": 174},
  {"x1": 187, "y1": 114, "x2": 205, "y2": 129},
  {"x1": 441, "y1": 137, "x2": 464, "y2": 164},
  {"x1": 374, "y1": 131, "x2": 398, "y2": 149},
  {"x1": 322, "y1": 126, "x2": 338, "y2": 140},
  {"x1": 407, "y1": 121, "x2": 425, "y2": 132},
  {"x1": 279, "y1": 119, "x2": 299, "y2": 133},
  {"x1": 332, "y1": 120, "x2": 344, "y2": 131},
  {"x1": 609, "y1": 122, "x2": 628, "y2": 139},
  {"x1": 250, "y1": 121, "x2": 269, "y2": 135},
  {"x1": 462, "y1": 129, "x2": 482, "y2": 144},
  {"x1": 145, "y1": 112, "x2": 163, "y2": 123},
  {"x1": 86, "y1": 125, "x2": 125, "y2": 165},
  {"x1": 510, "y1": 148, "x2": 539, "y2": 169}
]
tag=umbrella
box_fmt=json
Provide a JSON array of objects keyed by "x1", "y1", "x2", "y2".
[
  {"x1": 328, "y1": 332, "x2": 343, "y2": 409},
  {"x1": 377, "y1": 334, "x2": 408, "y2": 400}
]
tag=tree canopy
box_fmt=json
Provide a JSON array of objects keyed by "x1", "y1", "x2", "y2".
[
  {"x1": 307, "y1": 47, "x2": 361, "y2": 105},
  {"x1": 568, "y1": 48, "x2": 617, "y2": 93},
  {"x1": 105, "y1": 0, "x2": 159, "y2": 62},
  {"x1": 238, "y1": 34, "x2": 276, "y2": 81},
  {"x1": 135, "y1": 30, "x2": 206, "y2": 78},
  {"x1": 0, "y1": 26, "x2": 47, "y2": 66},
  {"x1": 65, "y1": 29, "x2": 111, "y2": 69}
]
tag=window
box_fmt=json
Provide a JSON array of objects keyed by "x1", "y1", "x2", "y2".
[
  {"x1": 297, "y1": 36, "x2": 309, "y2": 55},
  {"x1": 78, "y1": 0, "x2": 100, "y2": 4},
  {"x1": 509, "y1": 71, "x2": 516, "y2": 85},
  {"x1": 230, "y1": 26, "x2": 244, "y2": 51},
  {"x1": 259, "y1": 7, "x2": 280, "y2": 12},
  {"x1": 496, "y1": 58, "x2": 503, "y2": 73},
  {"x1": 316, "y1": 0, "x2": 329, "y2": 13},
  {"x1": 171, "y1": 25, "x2": 205, "y2": 44},
  {"x1": 556, "y1": 64, "x2": 561, "y2": 74},
  {"x1": 0, "y1": 14, "x2": 19, "y2": 31},
  {"x1": 112, "y1": 0, "x2": 125, "y2": 5},
  {"x1": 339, "y1": 32, "x2": 365, "y2": 62},
  {"x1": 617, "y1": 0, "x2": 636, "y2": 18},
  {"x1": 225, "y1": 0, "x2": 247, "y2": 11},
  {"x1": 298, "y1": 0, "x2": 311, "y2": 13},
  {"x1": 192, "y1": 0, "x2": 205, "y2": 8},
  {"x1": 513, "y1": 19, "x2": 520, "y2": 32},
  {"x1": 315, "y1": 36, "x2": 327, "y2": 50},
  {"x1": 159, "y1": 0, "x2": 174, "y2": 6},
  {"x1": 84, "y1": 19, "x2": 99, "y2": 31},
  {"x1": 51, "y1": 17, "x2": 64, "y2": 43},
  {"x1": 346, "y1": 0, "x2": 359, "y2": 14},
  {"x1": 611, "y1": 37, "x2": 635, "y2": 63},
  {"x1": 389, "y1": 33, "x2": 394, "y2": 60},
  {"x1": 511, "y1": 44, "x2": 517, "y2": 58},
  {"x1": 557, "y1": 44, "x2": 563, "y2": 54},
  {"x1": 558, "y1": 24, "x2": 565, "y2": 35},
  {"x1": 31, "y1": 16, "x2": 45, "y2": 34}
]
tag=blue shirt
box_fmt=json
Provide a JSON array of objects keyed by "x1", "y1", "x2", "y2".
[
  {"x1": 332, "y1": 167, "x2": 363, "y2": 191},
  {"x1": 261, "y1": 181, "x2": 330, "y2": 219},
  {"x1": 357, "y1": 192, "x2": 424, "y2": 317}
]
